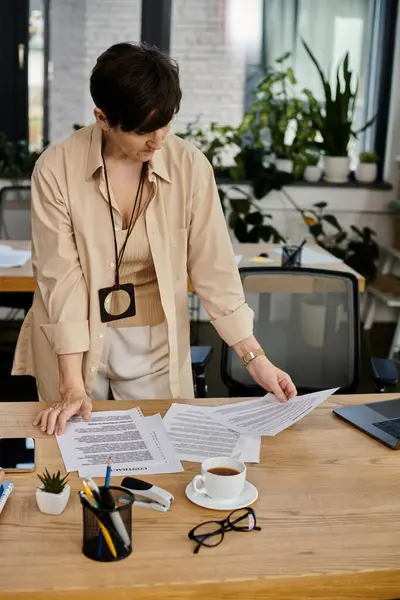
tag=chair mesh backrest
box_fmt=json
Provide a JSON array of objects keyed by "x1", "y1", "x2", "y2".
[
  {"x1": 223, "y1": 268, "x2": 359, "y2": 393},
  {"x1": 0, "y1": 186, "x2": 31, "y2": 239}
]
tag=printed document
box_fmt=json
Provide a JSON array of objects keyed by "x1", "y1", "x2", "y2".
[
  {"x1": 56, "y1": 408, "x2": 183, "y2": 477},
  {"x1": 209, "y1": 388, "x2": 339, "y2": 436},
  {"x1": 163, "y1": 404, "x2": 260, "y2": 463},
  {"x1": 0, "y1": 244, "x2": 31, "y2": 267}
]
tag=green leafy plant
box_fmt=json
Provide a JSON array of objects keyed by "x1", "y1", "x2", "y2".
[
  {"x1": 227, "y1": 186, "x2": 285, "y2": 243},
  {"x1": 239, "y1": 52, "x2": 316, "y2": 163},
  {"x1": 359, "y1": 151, "x2": 378, "y2": 164},
  {"x1": 305, "y1": 152, "x2": 320, "y2": 167},
  {"x1": 37, "y1": 469, "x2": 69, "y2": 495},
  {"x1": 0, "y1": 132, "x2": 45, "y2": 179},
  {"x1": 302, "y1": 39, "x2": 374, "y2": 157},
  {"x1": 301, "y1": 202, "x2": 379, "y2": 282},
  {"x1": 175, "y1": 119, "x2": 240, "y2": 175}
]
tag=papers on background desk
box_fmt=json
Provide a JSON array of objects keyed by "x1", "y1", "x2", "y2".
[
  {"x1": 235, "y1": 255, "x2": 243, "y2": 265},
  {"x1": 56, "y1": 408, "x2": 183, "y2": 477},
  {"x1": 0, "y1": 244, "x2": 31, "y2": 267},
  {"x1": 163, "y1": 404, "x2": 261, "y2": 463},
  {"x1": 273, "y1": 247, "x2": 342, "y2": 265},
  {"x1": 209, "y1": 388, "x2": 339, "y2": 436}
]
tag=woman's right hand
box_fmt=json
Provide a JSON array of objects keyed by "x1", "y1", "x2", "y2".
[{"x1": 33, "y1": 388, "x2": 92, "y2": 435}]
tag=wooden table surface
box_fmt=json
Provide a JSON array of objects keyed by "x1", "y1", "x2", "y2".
[
  {"x1": 0, "y1": 394, "x2": 399, "y2": 599},
  {"x1": 0, "y1": 241, "x2": 365, "y2": 293}
]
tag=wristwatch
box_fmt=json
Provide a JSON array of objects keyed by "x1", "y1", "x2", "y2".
[{"x1": 240, "y1": 348, "x2": 265, "y2": 367}]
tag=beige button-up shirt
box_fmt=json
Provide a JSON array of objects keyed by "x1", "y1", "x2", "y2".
[{"x1": 12, "y1": 124, "x2": 254, "y2": 401}]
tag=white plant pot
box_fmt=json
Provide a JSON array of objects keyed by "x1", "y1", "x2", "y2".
[
  {"x1": 275, "y1": 158, "x2": 293, "y2": 173},
  {"x1": 304, "y1": 165, "x2": 322, "y2": 182},
  {"x1": 36, "y1": 484, "x2": 70, "y2": 515},
  {"x1": 355, "y1": 163, "x2": 377, "y2": 183},
  {"x1": 323, "y1": 156, "x2": 350, "y2": 183}
]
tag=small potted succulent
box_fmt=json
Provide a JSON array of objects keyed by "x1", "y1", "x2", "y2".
[
  {"x1": 36, "y1": 469, "x2": 70, "y2": 515},
  {"x1": 303, "y1": 152, "x2": 322, "y2": 182},
  {"x1": 356, "y1": 151, "x2": 378, "y2": 183}
]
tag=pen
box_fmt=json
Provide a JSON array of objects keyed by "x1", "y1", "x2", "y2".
[
  {"x1": 284, "y1": 237, "x2": 307, "y2": 266},
  {"x1": 105, "y1": 457, "x2": 112, "y2": 487},
  {"x1": 79, "y1": 491, "x2": 118, "y2": 559},
  {"x1": 82, "y1": 480, "x2": 98, "y2": 507},
  {"x1": 86, "y1": 478, "x2": 103, "y2": 506},
  {"x1": 87, "y1": 478, "x2": 131, "y2": 549},
  {"x1": 98, "y1": 457, "x2": 112, "y2": 557}
]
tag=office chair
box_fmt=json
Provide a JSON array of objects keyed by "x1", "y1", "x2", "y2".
[
  {"x1": 191, "y1": 345, "x2": 213, "y2": 398},
  {"x1": 0, "y1": 185, "x2": 31, "y2": 239},
  {"x1": 221, "y1": 267, "x2": 361, "y2": 397}
]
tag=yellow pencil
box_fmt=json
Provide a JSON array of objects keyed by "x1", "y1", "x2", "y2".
[
  {"x1": 82, "y1": 481, "x2": 98, "y2": 507},
  {"x1": 80, "y1": 488, "x2": 117, "y2": 559}
]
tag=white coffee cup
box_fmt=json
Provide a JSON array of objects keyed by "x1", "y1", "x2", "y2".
[{"x1": 192, "y1": 457, "x2": 246, "y2": 500}]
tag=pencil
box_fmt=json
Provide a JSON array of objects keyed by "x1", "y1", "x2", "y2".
[
  {"x1": 80, "y1": 491, "x2": 117, "y2": 559},
  {"x1": 105, "y1": 457, "x2": 112, "y2": 488}
]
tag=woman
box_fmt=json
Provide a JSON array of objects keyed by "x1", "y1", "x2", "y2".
[{"x1": 13, "y1": 42, "x2": 296, "y2": 435}]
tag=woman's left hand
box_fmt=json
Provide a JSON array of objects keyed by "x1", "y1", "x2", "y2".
[{"x1": 247, "y1": 355, "x2": 297, "y2": 402}]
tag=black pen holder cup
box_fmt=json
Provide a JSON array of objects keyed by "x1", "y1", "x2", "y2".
[
  {"x1": 81, "y1": 485, "x2": 134, "y2": 562},
  {"x1": 281, "y1": 245, "x2": 303, "y2": 268}
]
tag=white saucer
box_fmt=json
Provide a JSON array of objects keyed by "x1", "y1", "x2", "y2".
[{"x1": 185, "y1": 480, "x2": 258, "y2": 511}]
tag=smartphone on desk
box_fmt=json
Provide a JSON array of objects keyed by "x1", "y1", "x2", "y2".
[{"x1": 0, "y1": 438, "x2": 35, "y2": 472}]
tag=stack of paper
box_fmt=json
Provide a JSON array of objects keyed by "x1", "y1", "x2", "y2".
[
  {"x1": 56, "y1": 408, "x2": 183, "y2": 477},
  {"x1": 208, "y1": 388, "x2": 339, "y2": 436},
  {"x1": 0, "y1": 244, "x2": 31, "y2": 267},
  {"x1": 163, "y1": 404, "x2": 261, "y2": 463}
]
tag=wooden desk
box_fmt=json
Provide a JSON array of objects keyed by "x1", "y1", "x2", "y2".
[
  {"x1": 0, "y1": 241, "x2": 365, "y2": 294},
  {"x1": 1, "y1": 395, "x2": 399, "y2": 599},
  {"x1": 0, "y1": 240, "x2": 34, "y2": 292}
]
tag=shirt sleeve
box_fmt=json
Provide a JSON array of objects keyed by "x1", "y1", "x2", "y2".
[
  {"x1": 31, "y1": 161, "x2": 90, "y2": 354},
  {"x1": 187, "y1": 153, "x2": 254, "y2": 346}
]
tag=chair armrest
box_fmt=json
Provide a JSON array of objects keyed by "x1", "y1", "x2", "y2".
[
  {"x1": 190, "y1": 346, "x2": 213, "y2": 373},
  {"x1": 370, "y1": 357, "x2": 399, "y2": 391}
]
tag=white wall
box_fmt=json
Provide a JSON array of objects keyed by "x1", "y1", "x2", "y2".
[
  {"x1": 170, "y1": 0, "x2": 247, "y2": 132},
  {"x1": 49, "y1": 0, "x2": 141, "y2": 142}
]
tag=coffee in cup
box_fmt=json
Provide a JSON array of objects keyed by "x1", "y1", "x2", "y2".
[{"x1": 192, "y1": 457, "x2": 246, "y2": 500}]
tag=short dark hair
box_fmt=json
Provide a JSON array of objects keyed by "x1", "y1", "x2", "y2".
[{"x1": 90, "y1": 42, "x2": 182, "y2": 133}]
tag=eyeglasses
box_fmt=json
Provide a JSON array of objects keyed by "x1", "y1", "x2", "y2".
[{"x1": 188, "y1": 507, "x2": 261, "y2": 554}]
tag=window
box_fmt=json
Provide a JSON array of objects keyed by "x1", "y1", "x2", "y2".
[
  {"x1": 28, "y1": 0, "x2": 45, "y2": 150},
  {"x1": 245, "y1": 0, "x2": 397, "y2": 172}
]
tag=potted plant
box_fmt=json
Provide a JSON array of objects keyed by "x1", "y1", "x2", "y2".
[
  {"x1": 238, "y1": 53, "x2": 315, "y2": 177},
  {"x1": 0, "y1": 132, "x2": 44, "y2": 184},
  {"x1": 36, "y1": 469, "x2": 70, "y2": 515},
  {"x1": 302, "y1": 40, "x2": 374, "y2": 184},
  {"x1": 303, "y1": 152, "x2": 322, "y2": 182},
  {"x1": 227, "y1": 185, "x2": 285, "y2": 243},
  {"x1": 356, "y1": 151, "x2": 378, "y2": 183}
]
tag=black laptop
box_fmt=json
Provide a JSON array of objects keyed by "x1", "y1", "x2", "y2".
[{"x1": 333, "y1": 397, "x2": 400, "y2": 449}]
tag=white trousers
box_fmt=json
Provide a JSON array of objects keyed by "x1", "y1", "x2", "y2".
[{"x1": 91, "y1": 322, "x2": 171, "y2": 400}]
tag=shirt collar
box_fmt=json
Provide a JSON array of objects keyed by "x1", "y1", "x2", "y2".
[{"x1": 85, "y1": 123, "x2": 171, "y2": 183}]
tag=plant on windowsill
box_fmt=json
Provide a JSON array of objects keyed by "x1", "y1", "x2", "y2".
[
  {"x1": 36, "y1": 469, "x2": 70, "y2": 515},
  {"x1": 302, "y1": 39, "x2": 375, "y2": 184},
  {"x1": 356, "y1": 151, "x2": 378, "y2": 184},
  {"x1": 237, "y1": 52, "x2": 316, "y2": 179},
  {"x1": 303, "y1": 152, "x2": 322, "y2": 183}
]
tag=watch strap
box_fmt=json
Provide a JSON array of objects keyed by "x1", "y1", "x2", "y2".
[{"x1": 240, "y1": 348, "x2": 265, "y2": 367}]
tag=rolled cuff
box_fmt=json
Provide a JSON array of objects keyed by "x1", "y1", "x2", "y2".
[
  {"x1": 40, "y1": 321, "x2": 90, "y2": 354},
  {"x1": 211, "y1": 304, "x2": 254, "y2": 346}
]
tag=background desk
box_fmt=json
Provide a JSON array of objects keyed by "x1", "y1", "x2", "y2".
[
  {"x1": 0, "y1": 395, "x2": 399, "y2": 599},
  {"x1": 0, "y1": 240, "x2": 365, "y2": 294}
]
